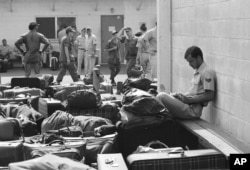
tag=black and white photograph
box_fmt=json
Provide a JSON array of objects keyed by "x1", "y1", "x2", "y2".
[{"x1": 0, "y1": 0, "x2": 249, "y2": 169}]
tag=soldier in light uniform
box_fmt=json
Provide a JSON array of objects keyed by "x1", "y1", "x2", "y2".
[{"x1": 157, "y1": 46, "x2": 216, "y2": 119}]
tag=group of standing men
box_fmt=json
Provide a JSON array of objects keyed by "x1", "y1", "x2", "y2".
[
  {"x1": 14, "y1": 22, "x2": 97, "y2": 84},
  {"x1": 105, "y1": 23, "x2": 157, "y2": 86},
  {"x1": 13, "y1": 21, "x2": 216, "y2": 120},
  {"x1": 14, "y1": 21, "x2": 157, "y2": 86},
  {"x1": 56, "y1": 26, "x2": 97, "y2": 84}
]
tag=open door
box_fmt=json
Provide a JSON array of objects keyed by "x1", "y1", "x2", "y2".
[{"x1": 101, "y1": 15, "x2": 124, "y2": 64}]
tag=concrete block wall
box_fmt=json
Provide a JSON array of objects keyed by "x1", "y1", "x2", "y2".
[
  {"x1": 0, "y1": 0, "x2": 156, "y2": 61},
  {"x1": 171, "y1": 0, "x2": 250, "y2": 144}
]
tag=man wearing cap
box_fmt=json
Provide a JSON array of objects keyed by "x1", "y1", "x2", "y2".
[
  {"x1": 15, "y1": 22, "x2": 49, "y2": 77},
  {"x1": 56, "y1": 27, "x2": 79, "y2": 84},
  {"x1": 117, "y1": 27, "x2": 138, "y2": 78},
  {"x1": 75, "y1": 28, "x2": 87, "y2": 78},
  {"x1": 105, "y1": 30, "x2": 121, "y2": 86},
  {"x1": 85, "y1": 27, "x2": 97, "y2": 75}
]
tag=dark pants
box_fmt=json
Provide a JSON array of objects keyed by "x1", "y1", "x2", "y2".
[
  {"x1": 126, "y1": 58, "x2": 136, "y2": 78},
  {"x1": 56, "y1": 62, "x2": 79, "y2": 83},
  {"x1": 109, "y1": 61, "x2": 120, "y2": 81},
  {"x1": 0, "y1": 60, "x2": 8, "y2": 73}
]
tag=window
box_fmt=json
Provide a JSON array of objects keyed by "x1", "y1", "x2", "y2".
[
  {"x1": 36, "y1": 17, "x2": 55, "y2": 39},
  {"x1": 36, "y1": 16, "x2": 76, "y2": 40}
]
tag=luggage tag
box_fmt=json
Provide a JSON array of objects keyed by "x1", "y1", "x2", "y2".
[{"x1": 105, "y1": 157, "x2": 119, "y2": 167}]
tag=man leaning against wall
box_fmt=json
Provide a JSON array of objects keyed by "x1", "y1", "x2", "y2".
[{"x1": 157, "y1": 46, "x2": 216, "y2": 119}]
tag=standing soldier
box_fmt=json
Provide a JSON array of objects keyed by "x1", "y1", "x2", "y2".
[
  {"x1": 117, "y1": 27, "x2": 138, "y2": 78},
  {"x1": 56, "y1": 27, "x2": 79, "y2": 84},
  {"x1": 15, "y1": 22, "x2": 49, "y2": 77},
  {"x1": 105, "y1": 30, "x2": 121, "y2": 86}
]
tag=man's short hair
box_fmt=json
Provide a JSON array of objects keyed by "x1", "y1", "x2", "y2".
[
  {"x1": 140, "y1": 23, "x2": 147, "y2": 32},
  {"x1": 2, "y1": 39, "x2": 6, "y2": 42},
  {"x1": 125, "y1": 27, "x2": 132, "y2": 31},
  {"x1": 184, "y1": 46, "x2": 203, "y2": 60},
  {"x1": 29, "y1": 22, "x2": 39, "y2": 30}
]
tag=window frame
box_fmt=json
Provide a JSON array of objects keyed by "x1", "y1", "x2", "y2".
[{"x1": 35, "y1": 15, "x2": 77, "y2": 41}]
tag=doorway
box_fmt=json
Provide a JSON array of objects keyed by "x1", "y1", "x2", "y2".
[{"x1": 101, "y1": 15, "x2": 124, "y2": 64}]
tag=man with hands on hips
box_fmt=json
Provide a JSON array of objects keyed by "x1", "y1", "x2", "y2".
[{"x1": 156, "y1": 46, "x2": 216, "y2": 119}]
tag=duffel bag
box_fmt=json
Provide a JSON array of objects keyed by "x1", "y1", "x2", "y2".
[
  {"x1": 66, "y1": 89, "x2": 102, "y2": 109},
  {"x1": 9, "y1": 154, "x2": 95, "y2": 170},
  {"x1": 122, "y1": 88, "x2": 152, "y2": 105},
  {"x1": 53, "y1": 84, "x2": 90, "y2": 102},
  {"x1": 67, "y1": 101, "x2": 120, "y2": 124},
  {"x1": 73, "y1": 116, "x2": 113, "y2": 137},
  {"x1": 22, "y1": 139, "x2": 86, "y2": 161},
  {"x1": 122, "y1": 78, "x2": 152, "y2": 94},
  {"x1": 0, "y1": 118, "x2": 21, "y2": 141},
  {"x1": 41, "y1": 110, "x2": 75, "y2": 134},
  {"x1": 12, "y1": 104, "x2": 43, "y2": 122},
  {"x1": 85, "y1": 133, "x2": 118, "y2": 165},
  {"x1": 13, "y1": 104, "x2": 44, "y2": 135},
  {"x1": 46, "y1": 126, "x2": 83, "y2": 137}
]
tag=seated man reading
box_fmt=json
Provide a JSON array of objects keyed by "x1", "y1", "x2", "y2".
[{"x1": 156, "y1": 46, "x2": 216, "y2": 119}]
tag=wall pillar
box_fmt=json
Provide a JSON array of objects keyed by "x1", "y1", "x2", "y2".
[{"x1": 157, "y1": 0, "x2": 171, "y2": 92}]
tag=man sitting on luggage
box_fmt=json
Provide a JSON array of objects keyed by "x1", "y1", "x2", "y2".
[
  {"x1": 156, "y1": 46, "x2": 216, "y2": 119},
  {"x1": 0, "y1": 39, "x2": 13, "y2": 72}
]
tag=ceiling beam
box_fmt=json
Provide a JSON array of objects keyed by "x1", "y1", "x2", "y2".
[
  {"x1": 9, "y1": 0, "x2": 13, "y2": 12},
  {"x1": 94, "y1": 0, "x2": 99, "y2": 11},
  {"x1": 52, "y1": 0, "x2": 56, "y2": 11},
  {"x1": 137, "y1": 0, "x2": 144, "y2": 11}
]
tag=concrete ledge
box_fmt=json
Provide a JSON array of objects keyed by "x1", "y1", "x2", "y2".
[{"x1": 177, "y1": 119, "x2": 250, "y2": 157}]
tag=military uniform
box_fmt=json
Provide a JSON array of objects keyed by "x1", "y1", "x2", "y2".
[
  {"x1": 106, "y1": 37, "x2": 120, "y2": 83},
  {"x1": 56, "y1": 36, "x2": 79, "y2": 83},
  {"x1": 15, "y1": 31, "x2": 49, "y2": 77},
  {"x1": 121, "y1": 36, "x2": 138, "y2": 77},
  {"x1": 157, "y1": 62, "x2": 216, "y2": 119}
]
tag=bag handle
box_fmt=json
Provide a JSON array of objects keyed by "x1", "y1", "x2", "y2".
[
  {"x1": 47, "y1": 140, "x2": 64, "y2": 146},
  {"x1": 145, "y1": 140, "x2": 168, "y2": 149}
]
